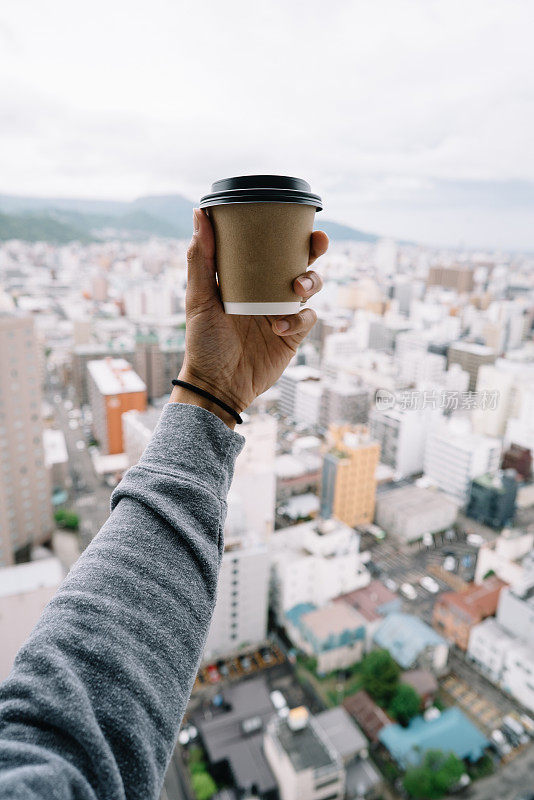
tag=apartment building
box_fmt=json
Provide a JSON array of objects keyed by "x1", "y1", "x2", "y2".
[
  {"x1": 319, "y1": 381, "x2": 369, "y2": 429},
  {"x1": 370, "y1": 406, "x2": 439, "y2": 479},
  {"x1": 474, "y1": 528, "x2": 534, "y2": 585},
  {"x1": 0, "y1": 313, "x2": 53, "y2": 566},
  {"x1": 87, "y1": 358, "x2": 147, "y2": 454},
  {"x1": 278, "y1": 366, "x2": 321, "y2": 419},
  {"x1": 432, "y1": 577, "x2": 506, "y2": 650},
  {"x1": 447, "y1": 342, "x2": 496, "y2": 392},
  {"x1": 466, "y1": 470, "x2": 518, "y2": 529},
  {"x1": 71, "y1": 342, "x2": 135, "y2": 404},
  {"x1": 427, "y1": 265, "x2": 474, "y2": 293},
  {"x1": 203, "y1": 539, "x2": 270, "y2": 660},
  {"x1": 423, "y1": 420, "x2": 501, "y2": 504},
  {"x1": 264, "y1": 708, "x2": 345, "y2": 800},
  {"x1": 133, "y1": 332, "x2": 185, "y2": 401},
  {"x1": 270, "y1": 518, "x2": 370, "y2": 622},
  {"x1": 320, "y1": 425, "x2": 379, "y2": 527}
]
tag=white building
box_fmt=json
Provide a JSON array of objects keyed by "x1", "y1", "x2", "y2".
[
  {"x1": 270, "y1": 518, "x2": 370, "y2": 622},
  {"x1": 203, "y1": 539, "x2": 270, "y2": 661},
  {"x1": 229, "y1": 412, "x2": 277, "y2": 542},
  {"x1": 319, "y1": 381, "x2": 369, "y2": 429},
  {"x1": 375, "y1": 485, "x2": 458, "y2": 543},
  {"x1": 467, "y1": 617, "x2": 516, "y2": 683},
  {"x1": 264, "y1": 708, "x2": 345, "y2": 800},
  {"x1": 0, "y1": 558, "x2": 64, "y2": 681},
  {"x1": 278, "y1": 366, "x2": 321, "y2": 419},
  {"x1": 43, "y1": 428, "x2": 69, "y2": 489},
  {"x1": 474, "y1": 528, "x2": 534, "y2": 585},
  {"x1": 295, "y1": 380, "x2": 324, "y2": 427},
  {"x1": 467, "y1": 577, "x2": 534, "y2": 712},
  {"x1": 370, "y1": 405, "x2": 440, "y2": 479},
  {"x1": 423, "y1": 420, "x2": 501, "y2": 504},
  {"x1": 473, "y1": 364, "x2": 516, "y2": 438}
]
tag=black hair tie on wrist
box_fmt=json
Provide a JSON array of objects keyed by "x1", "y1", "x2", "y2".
[{"x1": 172, "y1": 379, "x2": 243, "y2": 425}]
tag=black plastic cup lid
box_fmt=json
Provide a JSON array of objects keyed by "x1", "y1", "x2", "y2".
[{"x1": 199, "y1": 175, "x2": 322, "y2": 211}]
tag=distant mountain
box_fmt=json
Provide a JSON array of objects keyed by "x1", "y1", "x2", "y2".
[
  {"x1": 0, "y1": 212, "x2": 93, "y2": 244},
  {"x1": 315, "y1": 219, "x2": 378, "y2": 242},
  {"x1": 0, "y1": 192, "x2": 380, "y2": 244}
]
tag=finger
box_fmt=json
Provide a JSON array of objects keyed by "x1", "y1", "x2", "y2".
[
  {"x1": 186, "y1": 209, "x2": 218, "y2": 303},
  {"x1": 294, "y1": 269, "x2": 323, "y2": 300},
  {"x1": 271, "y1": 308, "x2": 317, "y2": 340},
  {"x1": 308, "y1": 230, "x2": 329, "y2": 266}
]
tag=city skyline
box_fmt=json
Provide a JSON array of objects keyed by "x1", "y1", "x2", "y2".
[{"x1": 1, "y1": 0, "x2": 533, "y2": 249}]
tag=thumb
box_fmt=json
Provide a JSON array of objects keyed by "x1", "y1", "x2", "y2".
[{"x1": 186, "y1": 209, "x2": 218, "y2": 303}]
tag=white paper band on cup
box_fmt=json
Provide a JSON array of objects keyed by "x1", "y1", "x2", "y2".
[{"x1": 223, "y1": 301, "x2": 301, "y2": 316}]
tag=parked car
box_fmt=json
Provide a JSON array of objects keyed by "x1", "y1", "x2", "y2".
[
  {"x1": 216, "y1": 660, "x2": 229, "y2": 677},
  {"x1": 502, "y1": 715, "x2": 529, "y2": 746},
  {"x1": 467, "y1": 533, "x2": 484, "y2": 547},
  {"x1": 519, "y1": 714, "x2": 534, "y2": 738},
  {"x1": 419, "y1": 576, "x2": 440, "y2": 594},
  {"x1": 490, "y1": 728, "x2": 511, "y2": 757},
  {"x1": 383, "y1": 578, "x2": 398, "y2": 593},
  {"x1": 239, "y1": 655, "x2": 252, "y2": 672},
  {"x1": 206, "y1": 665, "x2": 220, "y2": 683},
  {"x1": 400, "y1": 583, "x2": 417, "y2": 600},
  {"x1": 443, "y1": 556, "x2": 457, "y2": 572}
]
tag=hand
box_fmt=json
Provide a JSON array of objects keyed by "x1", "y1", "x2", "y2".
[{"x1": 173, "y1": 208, "x2": 328, "y2": 427}]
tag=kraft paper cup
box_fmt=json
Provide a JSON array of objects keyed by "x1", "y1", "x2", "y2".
[{"x1": 199, "y1": 175, "x2": 323, "y2": 315}]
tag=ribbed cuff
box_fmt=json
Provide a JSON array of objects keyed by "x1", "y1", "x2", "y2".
[{"x1": 136, "y1": 402, "x2": 245, "y2": 498}]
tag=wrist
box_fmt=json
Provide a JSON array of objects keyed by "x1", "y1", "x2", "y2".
[{"x1": 170, "y1": 372, "x2": 238, "y2": 430}]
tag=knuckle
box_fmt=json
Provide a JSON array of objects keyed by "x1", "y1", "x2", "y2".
[
  {"x1": 186, "y1": 238, "x2": 201, "y2": 262},
  {"x1": 300, "y1": 308, "x2": 317, "y2": 327}
]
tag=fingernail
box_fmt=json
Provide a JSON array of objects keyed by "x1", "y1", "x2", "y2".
[
  {"x1": 193, "y1": 209, "x2": 200, "y2": 232},
  {"x1": 276, "y1": 320, "x2": 290, "y2": 333},
  {"x1": 298, "y1": 276, "x2": 313, "y2": 291}
]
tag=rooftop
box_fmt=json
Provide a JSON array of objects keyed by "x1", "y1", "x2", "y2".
[
  {"x1": 437, "y1": 577, "x2": 507, "y2": 622},
  {"x1": 343, "y1": 690, "x2": 392, "y2": 743},
  {"x1": 42, "y1": 428, "x2": 68, "y2": 467},
  {"x1": 315, "y1": 707, "x2": 367, "y2": 761},
  {"x1": 373, "y1": 613, "x2": 447, "y2": 669},
  {"x1": 196, "y1": 677, "x2": 276, "y2": 795},
  {"x1": 402, "y1": 669, "x2": 438, "y2": 698},
  {"x1": 449, "y1": 341, "x2": 496, "y2": 356},
  {"x1": 379, "y1": 707, "x2": 489, "y2": 767},
  {"x1": 300, "y1": 601, "x2": 366, "y2": 645},
  {"x1": 336, "y1": 579, "x2": 399, "y2": 622},
  {"x1": 87, "y1": 358, "x2": 146, "y2": 395},
  {"x1": 272, "y1": 714, "x2": 336, "y2": 772},
  {"x1": 376, "y1": 485, "x2": 459, "y2": 515},
  {"x1": 0, "y1": 558, "x2": 64, "y2": 598}
]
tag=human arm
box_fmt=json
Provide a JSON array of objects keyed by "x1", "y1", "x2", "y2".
[{"x1": 0, "y1": 210, "x2": 327, "y2": 800}]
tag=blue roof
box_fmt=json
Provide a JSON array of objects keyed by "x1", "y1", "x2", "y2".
[
  {"x1": 285, "y1": 603, "x2": 316, "y2": 627},
  {"x1": 379, "y1": 708, "x2": 489, "y2": 767},
  {"x1": 373, "y1": 613, "x2": 447, "y2": 669}
]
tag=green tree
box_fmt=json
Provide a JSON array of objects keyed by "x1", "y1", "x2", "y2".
[
  {"x1": 54, "y1": 509, "x2": 79, "y2": 530},
  {"x1": 191, "y1": 771, "x2": 217, "y2": 800},
  {"x1": 361, "y1": 649, "x2": 400, "y2": 705},
  {"x1": 389, "y1": 683, "x2": 421, "y2": 726},
  {"x1": 403, "y1": 750, "x2": 465, "y2": 799}
]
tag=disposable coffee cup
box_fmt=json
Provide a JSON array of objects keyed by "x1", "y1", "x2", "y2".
[{"x1": 199, "y1": 175, "x2": 323, "y2": 315}]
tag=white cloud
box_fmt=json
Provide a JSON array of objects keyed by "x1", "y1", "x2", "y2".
[{"x1": 0, "y1": 0, "x2": 533, "y2": 247}]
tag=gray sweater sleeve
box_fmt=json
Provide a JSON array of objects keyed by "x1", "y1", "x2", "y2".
[{"x1": 0, "y1": 403, "x2": 245, "y2": 800}]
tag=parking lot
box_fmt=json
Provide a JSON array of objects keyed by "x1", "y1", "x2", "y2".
[
  {"x1": 442, "y1": 674, "x2": 504, "y2": 734},
  {"x1": 193, "y1": 641, "x2": 285, "y2": 694}
]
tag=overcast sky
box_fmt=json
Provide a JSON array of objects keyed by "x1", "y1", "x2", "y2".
[{"x1": 1, "y1": 0, "x2": 533, "y2": 249}]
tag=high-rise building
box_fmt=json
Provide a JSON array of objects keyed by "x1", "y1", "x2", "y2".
[
  {"x1": 319, "y1": 382, "x2": 369, "y2": 429},
  {"x1": 0, "y1": 313, "x2": 53, "y2": 566},
  {"x1": 447, "y1": 342, "x2": 496, "y2": 392},
  {"x1": 472, "y1": 364, "x2": 515, "y2": 437},
  {"x1": 423, "y1": 420, "x2": 501, "y2": 505},
  {"x1": 87, "y1": 358, "x2": 147, "y2": 454},
  {"x1": 465, "y1": 470, "x2": 518, "y2": 529},
  {"x1": 320, "y1": 425, "x2": 379, "y2": 527},
  {"x1": 277, "y1": 366, "x2": 321, "y2": 419},
  {"x1": 502, "y1": 443, "x2": 531, "y2": 480},
  {"x1": 203, "y1": 539, "x2": 269, "y2": 660},
  {"x1": 134, "y1": 332, "x2": 185, "y2": 401},
  {"x1": 72, "y1": 343, "x2": 135, "y2": 405},
  {"x1": 427, "y1": 265, "x2": 474, "y2": 293},
  {"x1": 370, "y1": 406, "x2": 439, "y2": 479}
]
